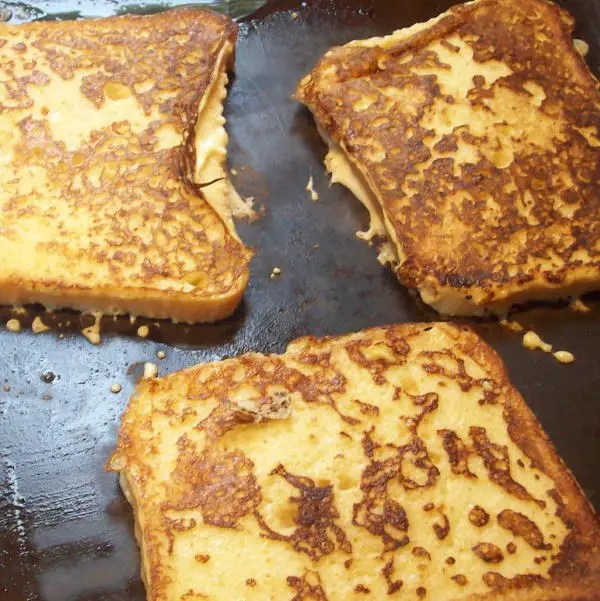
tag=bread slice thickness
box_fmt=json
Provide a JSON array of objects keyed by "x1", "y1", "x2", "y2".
[
  {"x1": 0, "y1": 9, "x2": 251, "y2": 323},
  {"x1": 296, "y1": 0, "x2": 600, "y2": 316},
  {"x1": 108, "y1": 323, "x2": 600, "y2": 600}
]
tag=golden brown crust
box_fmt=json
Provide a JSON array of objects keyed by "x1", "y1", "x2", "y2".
[
  {"x1": 0, "y1": 9, "x2": 251, "y2": 323},
  {"x1": 109, "y1": 323, "x2": 600, "y2": 600},
  {"x1": 296, "y1": 0, "x2": 600, "y2": 315}
]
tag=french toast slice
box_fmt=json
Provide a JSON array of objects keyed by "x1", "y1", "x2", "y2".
[
  {"x1": 108, "y1": 323, "x2": 600, "y2": 601},
  {"x1": 296, "y1": 0, "x2": 600, "y2": 316},
  {"x1": 0, "y1": 9, "x2": 251, "y2": 323}
]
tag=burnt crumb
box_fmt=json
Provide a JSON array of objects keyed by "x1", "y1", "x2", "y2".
[
  {"x1": 472, "y1": 542, "x2": 504, "y2": 563},
  {"x1": 506, "y1": 542, "x2": 517, "y2": 554},
  {"x1": 246, "y1": 579, "x2": 257, "y2": 587},
  {"x1": 452, "y1": 575, "x2": 468, "y2": 586},
  {"x1": 355, "y1": 584, "x2": 370, "y2": 594},
  {"x1": 534, "y1": 556, "x2": 546, "y2": 564},
  {"x1": 445, "y1": 557, "x2": 455, "y2": 565},
  {"x1": 256, "y1": 464, "x2": 352, "y2": 561},
  {"x1": 194, "y1": 554, "x2": 210, "y2": 563},
  {"x1": 416, "y1": 587, "x2": 427, "y2": 597},
  {"x1": 340, "y1": 431, "x2": 352, "y2": 439},
  {"x1": 497, "y1": 509, "x2": 551, "y2": 550},
  {"x1": 469, "y1": 505, "x2": 490, "y2": 527},
  {"x1": 423, "y1": 503, "x2": 434, "y2": 512},
  {"x1": 344, "y1": 559, "x2": 353, "y2": 569},
  {"x1": 517, "y1": 459, "x2": 525, "y2": 468}
]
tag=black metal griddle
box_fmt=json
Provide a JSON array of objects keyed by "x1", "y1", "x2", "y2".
[{"x1": 0, "y1": 1, "x2": 599, "y2": 599}]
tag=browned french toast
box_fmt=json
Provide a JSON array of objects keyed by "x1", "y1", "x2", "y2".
[
  {"x1": 0, "y1": 9, "x2": 251, "y2": 323},
  {"x1": 296, "y1": 0, "x2": 600, "y2": 316},
  {"x1": 108, "y1": 323, "x2": 600, "y2": 600}
]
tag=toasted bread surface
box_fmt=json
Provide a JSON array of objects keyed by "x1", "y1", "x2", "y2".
[
  {"x1": 109, "y1": 323, "x2": 600, "y2": 601},
  {"x1": 296, "y1": 0, "x2": 600, "y2": 315},
  {"x1": 0, "y1": 9, "x2": 251, "y2": 323}
]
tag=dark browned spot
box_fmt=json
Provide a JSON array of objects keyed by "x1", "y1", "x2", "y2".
[
  {"x1": 483, "y1": 572, "x2": 544, "y2": 590},
  {"x1": 246, "y1": 579, "x2": 256, "y2": 587},
  {"x1": 412, "y1": 546, "x2": 431, "y2": 560},
  {"x1": 344, "y1": 559, "x2": 353, "y2": 569},
  {"x1": 431, "y1": 507, "x2": 450, "y2": 540},
  {"x1": 353, "y1": 399, "x2": 380, "y2": 416},
  {"x1": 194, "y1": 554, "x2": 210, "y2": 563},
  {"x1": 470, "y1": 427, "x2": 543, "y2": 507},
  {"x1": 469, "y1": 505, "x2": 490, "y2": 527},
  {"x1": 416, "y1": 587, "x2": 427, "y2": 597},
  {"x1": 287, "y1": 571, "x2": 329, "y2": 601},
  {"x1": 256, "y1": 464, "x2": 352, "y2": 561},
  {"x1": 472, "y1": 542, "x2": 504, "y2": 563},
  {"x1": 445, "y1": 557, "x2": 455, "y2": 565},
  {"x1": 506, "y1": 542, "x2": 517, "y2": 554},
  {"x1": 452, "y1": 575, "x2": 468, "y2": 586},
  {"x1": 381, "y1": 558, "x2": 403, "y2": 595},
  {"x1": 166, "y1": 431, "x2": 260, "y2": 528},
  {"x1": 438, "y1": 429, "x2": 476, "y2": 478},
  {"x1": 355, "y1": 584, "x2": 370, "y2": 594},
  {"x1": 497, "y1": 509, "x2": 552, "y2": 550}
]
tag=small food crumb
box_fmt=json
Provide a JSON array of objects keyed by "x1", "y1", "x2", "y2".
[
  {"x1": 570, "y1": 298, "x2": 590, "y2": 313},
  {"x1": 3, "y1": 385, "x2": 10, "y2": 392},
  {"x1": 306, "y1": 175, "x2": 319, "y2": 201},
  {"x1": 291, "y1": 11, "x2": 298, "y2": 19},
  {"x1": 6, "y1": 318, "x2": 21, "y2": 333},
  {"x1": 230, "y1": 168, "x2": 238, "y2": 176},
  {"x1": 157, "y1": 350, "x2": 166, "y2": 360},
  {"x1": 270, "y1": 267, "x2": 282, "y2": 280},
  {"x1": 137, "y1": 325, "x2": 150, "y2": 338},
  {"x1": 573, "y1": 38, "x2": 589, "y2": 57},
  {"x1": 522, "y1": 331, "x2": 552, "y2": 353},
  {"x1": 246, "y1": 578, "x2": 257, "y2": 587},
  {"x1": 82, "y1": 312, "x2": 102, "y2": 345},
  {"x1": 553, "y1": 350, "x2": 575, "y2": 364},
  {"x1": 499, "y1": 318, "x2": 523, "y2": 332},
  {"x1": 144, "y1": 362, "x2": 159, "y2": 379},
  {"x1": 32, "y1": 316, "x2": 50, "y2": 334},
  {"x1": 110, "y1": 384, "x2": 122, "y2": 393}
]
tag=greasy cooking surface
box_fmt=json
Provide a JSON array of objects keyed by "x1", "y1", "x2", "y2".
[
  {"x1": 0, "y1": 1, "x2": 599, "y2": 600},
  {"x1": 296, "y1": 0, "x2": 600, "y2": 314},
  {"x1": 109, "y1": 323, "x2": 600, "y2": 600},
  {"x1": 0, "y1": 11, "x2": 250, "y2": 321}
]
